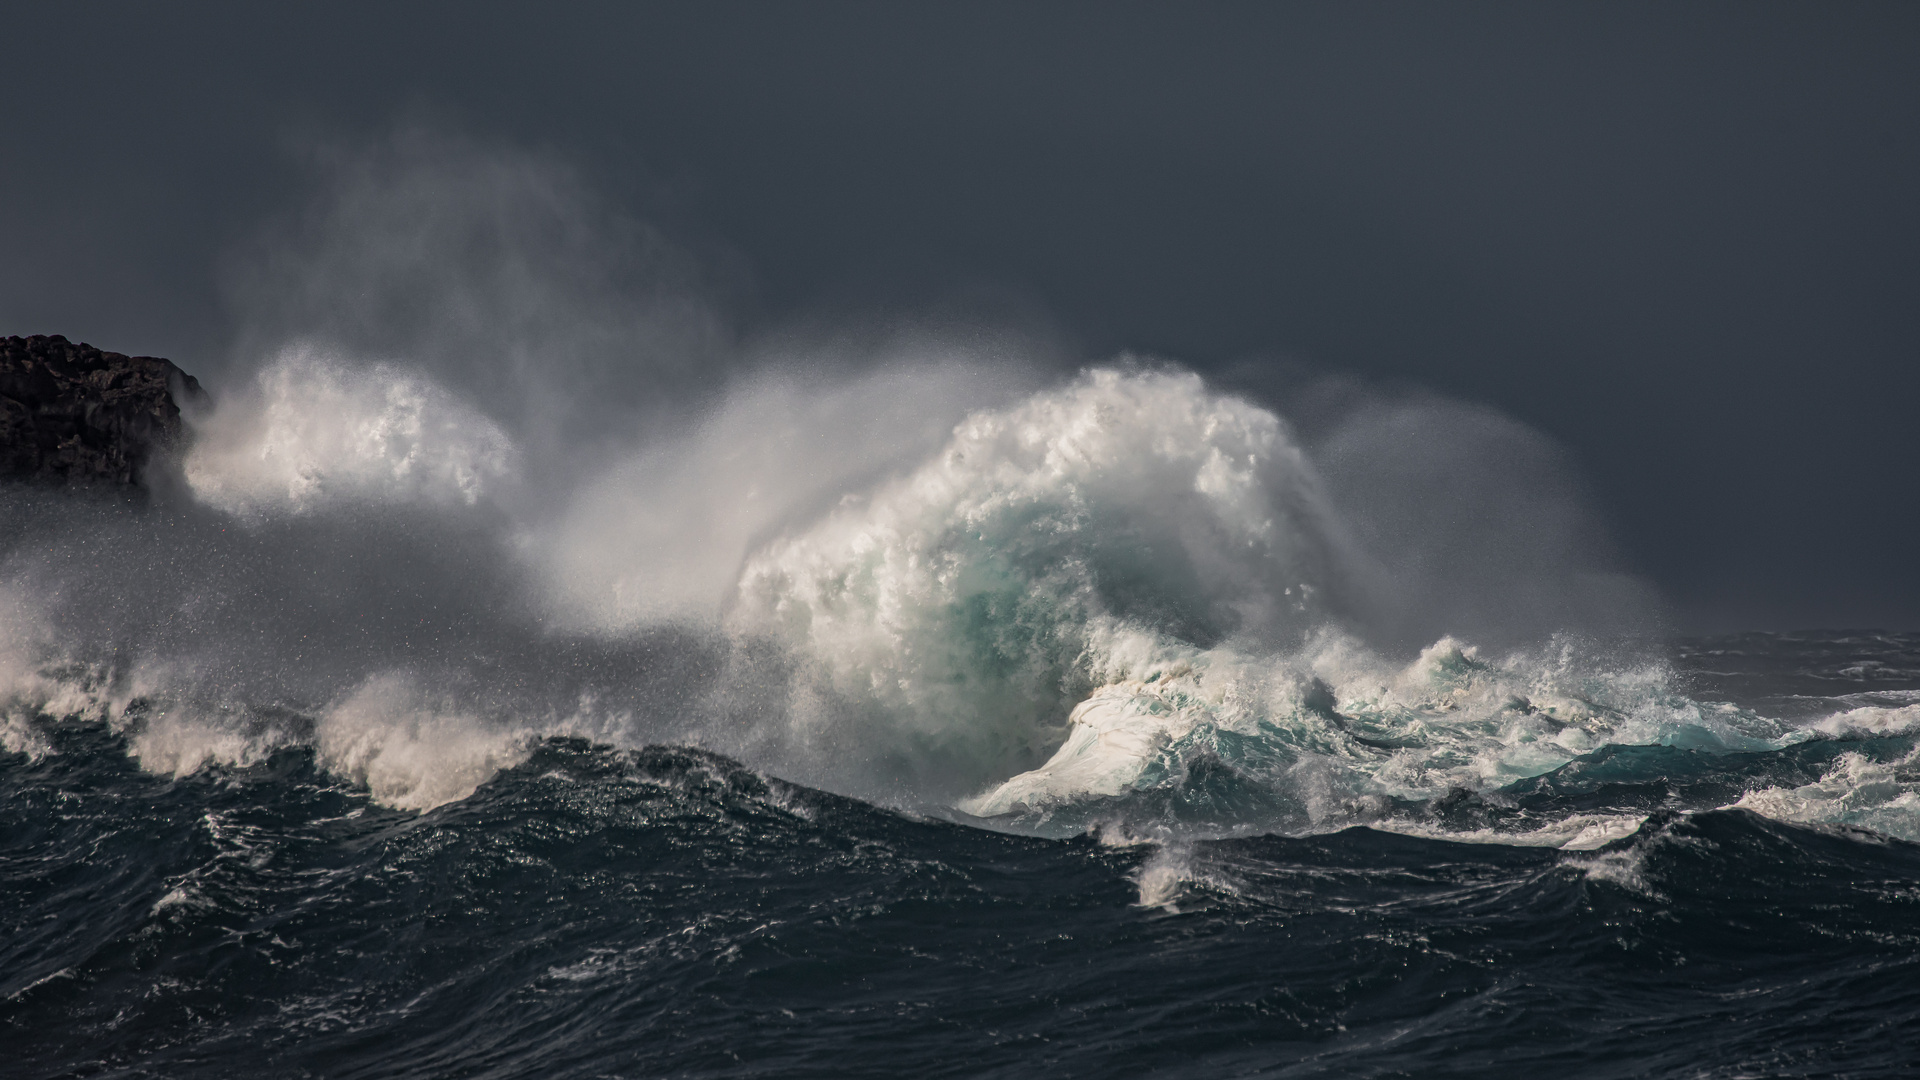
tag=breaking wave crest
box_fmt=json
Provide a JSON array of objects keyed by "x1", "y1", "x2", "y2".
[
  {"x1": 183, "y1": 345, "x2": 518, "y2": 517},
  {"x1": 4, "y1": 358, "x2": 1917, "y2": 849}
]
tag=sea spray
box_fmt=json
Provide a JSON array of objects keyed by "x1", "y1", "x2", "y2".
[
  {"x1": 728, "y1": 366, "x2": 1354, "y2": 800},
  {"x1": 4, "y1": 355, "x2": 1917, "y2": 845},
  {"x1": 183, "y1": 345, "x2": 519, "y2": 518}
]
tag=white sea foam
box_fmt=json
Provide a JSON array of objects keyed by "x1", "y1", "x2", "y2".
[
  {"x1": 109, "y1": 669, "x2": 543, "y2": 811},
  {"x1": 0, "y1": 702, "x2": 54, "y2": 761},
  {"x1": 12, "y1": 345, "x2": 1919, "y2": 842},
  {"x1": 314, "y1": 675, "x2": 535, "y2": 811},
  {"x1": 3, "y1": 629, "x2": 541, "y2": 811},
  {"x1": 732, "y1": 367, "x2": 1351, "y2": 798},
  {"x1": 1721, "y1": 705, "x2": 1920, "y2": 840},
  {"x1": 709, "y1": 367, "x2": 1834, "y2": 826},
  {"x1": 1804, "y1": 703, "x2": 1920, "y2": 739},
  {"x1": 0, "y1": 585, "x2": 102, "y2": 760},
  {"x1": 1375, "y1": 813, "x2": 1649, "y2": 851},
  {"x1": 128, "y1": 708, "x2": 286, "y2": 778},
  {"x1": 184, "y1": 346, "x2": 517, "y2": 518},
  {"x1": 1131, "y1": 843, "x2": 1231, "y2": 910},
  {"x1": 32, "y1": 128, "x2": 1866, "y2": 841},
  {"x1": 1730, "y1": 747, "x2": 1920, "y2": 842},
  {"x1": 962, "y1": 630, "x2": 1793, "y2": 827},
  {"x1": 539, "y1": 361, "x2": 1015, "y2": 628}
]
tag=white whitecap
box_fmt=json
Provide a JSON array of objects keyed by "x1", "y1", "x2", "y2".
[{"x1": 184, "y1": 345, "x2": 518, "y2": 517}]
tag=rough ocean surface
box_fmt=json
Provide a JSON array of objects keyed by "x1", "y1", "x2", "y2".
[
  {"x1": 4, "y1": 355, "x2": 1918, "y2": 1077},
  {"x1": 5, "y1": 634, "x2": 1920, "y2": 1079},
  {"x1": 0, "y1": 336, "x2": 203, "y2": 485}
]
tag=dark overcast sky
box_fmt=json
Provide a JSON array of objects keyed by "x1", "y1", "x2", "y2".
[{"x1": 3, "y1": 2, "x2": 1916, "y2": 631}]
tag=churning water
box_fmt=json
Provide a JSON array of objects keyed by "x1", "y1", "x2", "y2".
[{"x1": 6, "y1": 355, "x2": 1918, "y2": 1077}]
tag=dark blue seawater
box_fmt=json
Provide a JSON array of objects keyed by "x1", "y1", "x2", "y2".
[{"x1": 7, "y1": 632, "x2": 1920, "y2": 1079}]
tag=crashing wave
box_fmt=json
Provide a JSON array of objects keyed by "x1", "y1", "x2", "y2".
[
  {"x1": 184, "y1": 345, "x2": 517, "y2": 517},
  {"x1": 6, "y1": 358, "x2": 1918, "y2": 849}
]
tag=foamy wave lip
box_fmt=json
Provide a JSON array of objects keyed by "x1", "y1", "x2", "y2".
[
  {"x1": 0, "y1": 710, "x2": 53, "y2": 761},
  {"x1": 20, "y1": 662, "x2": 554, "y2": 812},
  {"x1": 961, "y1": 629, "x2": 1805, "y2": 833},
  {"x1": 961, "y1": 678, "x2": 1200, "y2": 817},
  {"x1": 725, "y1": 366, "x2": 1816, "y2": 824},
  {"x1": 1720, "y1": 704, "x2": 1920, "y2": 839},
  {"x1": 733, "y1": 366, "x2": 1343, "y2": 796},
  {"x1": 316, "y1": 674, "x2": 535, "y2": 812},
  {"x1": 1131, "y1": 843, "x2": 1236, "y2": 909},
  {"x1": 0, "y1": 587, "x2": 109, "y2": 760},
  {"x1": 1375, "y1": 813, "x2": 1649, "y2": 851},
  {"x1": 1730, "y1": 746, "x2": 1920, "y2": 842},
  {"x1": 1805, "y1": 704, "x2": 1920, "y2": 739},
  {"x1": 0, "y1": 659, "x2": 66, "y2": 759},
  {"x1": 127, "y1": 707, "x2": 287, "y2": 778},
  {"x1": 185, "y1": 346, "x2": 518, "y2": 517},
  {"x1": 0, "y1": 638, "x2": 299, "y2": 777}
]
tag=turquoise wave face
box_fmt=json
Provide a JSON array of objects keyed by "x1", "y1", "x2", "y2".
[{"x1": 720, "y1": 368, "x2": 1920, "y2": 840}]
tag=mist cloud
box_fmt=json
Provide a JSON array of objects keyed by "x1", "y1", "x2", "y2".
[
  {"x1": 5, "y1": 124, "x2": 1669, "y2": 809},
  {"x1": 221, "y1": 124, "x2": 735, "y2": 477}
]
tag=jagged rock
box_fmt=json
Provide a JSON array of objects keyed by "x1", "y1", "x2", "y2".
[{"x1": 0, "y1": 334, "x2": 203, "y2": 485}]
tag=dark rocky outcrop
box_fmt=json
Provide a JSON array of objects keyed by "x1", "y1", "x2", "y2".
[{"x1": 0, "y1": 334, "x2": 203, "y2": 485}]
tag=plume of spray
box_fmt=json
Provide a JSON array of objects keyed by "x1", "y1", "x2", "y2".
[
  {"x1": 2, "y1": 123, "x2": 1707, "y2": 836},
  {"x1": 223, "y1": 127, "x2": 731, "y2": 425}
]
